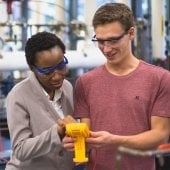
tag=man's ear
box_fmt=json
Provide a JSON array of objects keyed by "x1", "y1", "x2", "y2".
[{"x1": 129, "y1": 27, "x2": 135, "y2": 40}]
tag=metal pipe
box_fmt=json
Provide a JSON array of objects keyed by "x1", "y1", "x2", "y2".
[{"x1": 115, "y1": 146, "x2": 170, "y2": 170}]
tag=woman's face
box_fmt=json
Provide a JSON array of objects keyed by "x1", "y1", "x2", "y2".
[{"x1": 33, "y1": 46, "x2": 68, "y2": 93}]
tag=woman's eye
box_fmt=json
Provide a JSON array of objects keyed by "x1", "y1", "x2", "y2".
[{"x1": 44, "y1": 71, "x2": 53, "y2": 76}]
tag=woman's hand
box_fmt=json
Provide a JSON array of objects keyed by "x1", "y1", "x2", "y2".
[{"x1": 57, "y1": 115, "x2": 76, "y2": 139}]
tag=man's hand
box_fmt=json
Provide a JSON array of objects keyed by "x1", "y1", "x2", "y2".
[
  {"x1": 62, "y1": 135, "x2": 76, "y2": 151},
  {"x1": 85, "y1": 131, "x2": 115, "y2": 148}
]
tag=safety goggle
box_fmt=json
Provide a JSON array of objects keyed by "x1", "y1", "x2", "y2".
[{"x1": 34, "y1": 56, "x2": 68, "y2": 74}]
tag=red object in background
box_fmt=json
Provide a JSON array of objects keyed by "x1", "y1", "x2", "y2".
[
  {"x1": 157, "y1": 143, "x2": 170, "y2": 150},
  {"x1": 0, "y1": 132, "x2": 3, "y2": 152},
  {"x1": 2, "y1": 0, "x2": 21, "y2": 14},
  {"x1": 7, "y1": 0, "x2": 13, "y2": 14}
]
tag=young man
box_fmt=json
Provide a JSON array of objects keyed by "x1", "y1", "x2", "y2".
[
  {"x1": 6, "y1": 32, "x2": 75, "y2": 170},
  {"x1": 63, "y1": 3, "x2": 170, "y2": 170}
]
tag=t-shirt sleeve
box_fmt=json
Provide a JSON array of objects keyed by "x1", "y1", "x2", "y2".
[
  {"x1": 73, "y1": 77, "x2": 90, "y2": 118},
  {"x1": 151, "y1": 71, "x2": 170, "y2": 117}
]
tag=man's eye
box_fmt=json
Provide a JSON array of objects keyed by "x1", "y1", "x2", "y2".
[
  {"x1": 98, "y1": 41, "x2": 105, "y2": 45},
  {"x1": 110, "y1": 39, "x2": 118, "y2": 44}
]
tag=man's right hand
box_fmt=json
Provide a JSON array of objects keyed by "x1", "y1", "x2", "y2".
[{"x1": 62, "y1": 135, "x2": 76, "y2": 151}]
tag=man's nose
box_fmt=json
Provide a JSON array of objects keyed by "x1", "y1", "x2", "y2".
[{"x1": 101, "y1": 43, "x2": 113, "y2": 53}]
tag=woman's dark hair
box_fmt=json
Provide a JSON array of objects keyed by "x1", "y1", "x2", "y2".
[{"x1": 25, "y1": 31, "x2": 65, "y2": 68}]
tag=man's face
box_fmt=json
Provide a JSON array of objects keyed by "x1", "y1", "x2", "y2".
[
  {"x1": 93, "y1": 21, "x2": 134, "y2": 65},
  {"x1": 33, "y1": 46, "x2": 68, "y2": 93}
]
